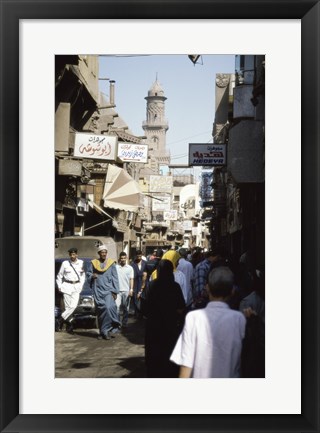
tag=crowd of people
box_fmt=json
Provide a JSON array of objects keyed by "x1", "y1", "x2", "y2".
[{"x1": 56, "y1": 244, "x2": 265, "y2": 378}]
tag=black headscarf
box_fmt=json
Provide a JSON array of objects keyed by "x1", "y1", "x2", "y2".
[{"x1": 156, "y1": 259, "x2": 175, "y2": 285}]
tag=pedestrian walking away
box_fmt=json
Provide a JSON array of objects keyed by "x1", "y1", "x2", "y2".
[
  {"x1": 177, "y1": 247, "x2": 194, "y2": 309},
  {"x1": 151, "y1": 250, "x2": 188, "y2": 308},
  {"x1": 144, "y1": 259, "x2": 186, "y2": 378},
  {"x1": 170, "y1": 266, "x2": 246, "y2": 378},
  {"x1": 240, "y1": 268, "x2": 265, "y2": 378},
  {"x1": 192, "y1": 249, "x2": 224, "y2": 309},
  {"x1": 116, "y1": 252, "x2": 134, "y2": 328},
  {"x1": 87, "y1": 245, "x2": 120, "y2": 341},
  {"x1": 56, "y1": 247, "x2": 85, "y2": 334}
]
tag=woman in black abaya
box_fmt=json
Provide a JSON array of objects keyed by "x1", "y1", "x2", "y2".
[{"x1": 144, "y1": 259, "x2": 186, "y2": 378}]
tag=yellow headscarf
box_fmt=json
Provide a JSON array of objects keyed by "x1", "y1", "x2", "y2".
[
  {"x1": 150, "y1": 250, "x2": 181, "y2": 280},
  {"x1": 91, "y1": 258, "x2": 115, "y2": 273}
]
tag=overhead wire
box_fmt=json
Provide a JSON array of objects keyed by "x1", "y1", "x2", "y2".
[
  {"x1": 166, "y1": 130, "x2": 212, "y2": 146},
  {"x1": 169, "y1": 121, "x2": 229, "y2": 160}
]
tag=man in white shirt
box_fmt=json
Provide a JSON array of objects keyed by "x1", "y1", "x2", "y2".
[
  {"x1": 115, "y1": 252, "x2": 134, "y2": 328},
  {"x1": 170, "y1": 266, "x2": 246, "y2": 378},
  {"x1": 56, "y1": 247, "x2": 85, "y2": 333}
]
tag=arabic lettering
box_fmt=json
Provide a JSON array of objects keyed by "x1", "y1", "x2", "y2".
[
  {"x1": 192, "y1": 151, "x2": 224, "y2": 158},
  {"x1": 207, "y1": 145, "x2": 224, "y2": 151},
  {"x1": 118, "y1": 144, "x2": 147, "y2": 161},
  {"x1": 119, "y1": 149, "x2": 145, "y2": 160},
  {"x1": 79, "y1": 138, "x2": 112, "y2": 157}
]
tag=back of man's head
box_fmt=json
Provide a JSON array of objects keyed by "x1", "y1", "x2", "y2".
[
  {"x1": 155, "y1": 248, "x2": 164, "y2": 259},
  {"x1": 179, "y1": 248, "x2": 188, "y2": 258},
  {"x1": 207, "y1": 266, "x2": 234, "y2": 299}
]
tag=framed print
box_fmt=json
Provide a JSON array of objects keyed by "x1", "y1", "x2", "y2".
[{"x1": 1, "y1": 0, "x2": 319, "y2": 432}]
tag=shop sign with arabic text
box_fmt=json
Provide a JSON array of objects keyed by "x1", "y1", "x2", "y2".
[
  {"x1": 164, "y1": 210, "x2": 178, "y2": 221},
  {"x1": 74, "y1": 133, "x2": 117, "y2": 161},
  {"x1": 149, "y1": 175, "x2": 173, "y2": 193},
  {"x1": 152, "y1": 196, "x2": 171, "y2": 211},
  {"x1": 117, "y1": 143, "x2": 148, "y2": 163},
  {"x1": 189, "y1": 143, "x2": 226, "y2": 166}
]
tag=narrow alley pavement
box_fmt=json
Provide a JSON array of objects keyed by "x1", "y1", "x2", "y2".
[{"x1": 55, "y1": 315, "x2": 146, "y2": 378}]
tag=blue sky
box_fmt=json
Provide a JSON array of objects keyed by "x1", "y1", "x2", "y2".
[{"x1": 98, "y1": 54, "x2": 235, "y2": 175}]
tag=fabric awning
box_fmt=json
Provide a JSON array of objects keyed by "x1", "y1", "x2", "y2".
[
  {"x1": 103, "y1": 164, "x2": 144, "y2": 212},
  {"x1": 88, "y1": 199, "x2": 114, "y2": 220}
]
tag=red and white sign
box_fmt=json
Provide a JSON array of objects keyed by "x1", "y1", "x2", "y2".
[{"x1": 74, "y1": 133, "x2": 117, "y2": 161}]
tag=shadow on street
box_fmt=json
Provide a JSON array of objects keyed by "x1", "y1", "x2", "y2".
[
  {"x1": 121, "y1": 317, "x2": 146, "y2": 345},
  {"x1": 118, "y1": 356, "x2": 147, "y2": 378},
  {"x1": 55, "y1": 314, "x2": 148, "y2": 378}
]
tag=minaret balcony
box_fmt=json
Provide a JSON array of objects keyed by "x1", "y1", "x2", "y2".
[{"x1": 142, "y1": 120, "x2": 169, "y2": 129}]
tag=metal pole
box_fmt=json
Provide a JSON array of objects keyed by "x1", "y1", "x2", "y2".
[{"x1": 84, "y1": 219, "x2": 111, "y2": 232}]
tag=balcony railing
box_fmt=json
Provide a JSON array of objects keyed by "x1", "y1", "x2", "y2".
[{"x1": 142, "y1": 120, "x2": 169, "y2": 128}]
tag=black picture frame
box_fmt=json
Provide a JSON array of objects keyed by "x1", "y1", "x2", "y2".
[{"x1": 0, "y1": 1, "x2": 318, "y2": 432}]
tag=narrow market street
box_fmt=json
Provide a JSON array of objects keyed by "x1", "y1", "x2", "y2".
[
  {"x1": 54, "y1": 54, "x2": 266, "y2": 382},
  {"x1": 55, "y1": 315, "x2": 146, "y2": 378}
]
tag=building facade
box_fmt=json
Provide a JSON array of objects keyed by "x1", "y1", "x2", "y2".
[
  {"x1": 55, "y1": 61, "x2": 205, "y2": 259},
  {"x1": 208, "y1": 55, "x2": 265, "y2": 267},
  {"x1": 55, "y1": 55, "x2": 146, "y2": 258}
]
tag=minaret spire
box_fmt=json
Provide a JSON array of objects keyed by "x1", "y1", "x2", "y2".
[{"x1": 142, "y1": 78, "x2": 170, "y2": 167}]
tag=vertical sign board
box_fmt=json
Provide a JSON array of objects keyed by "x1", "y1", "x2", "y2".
[
  {"x1": 200, "y1": 170, "x2": 214, "y2": 202},
  {"x1": 74, "y1": 132, "x2": 117, "y2": 161},
  {"x1": 189, "y1": 143, "x2": 226, "y2": 166}
]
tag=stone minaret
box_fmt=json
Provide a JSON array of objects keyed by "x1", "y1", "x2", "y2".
[{"x1": 142, "y1": 78, "x2": 170, "y2": 167}]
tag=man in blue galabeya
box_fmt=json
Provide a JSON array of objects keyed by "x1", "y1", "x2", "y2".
[{"x1": 87, "y1": 245, "x2": 120, "y2": 340}]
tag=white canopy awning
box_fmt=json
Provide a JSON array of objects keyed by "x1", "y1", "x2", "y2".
[
  {"x1": 103, "y1": 164, "x2": 144, "y2": 212},
  {"x1": 88, "y1": 199, "x2": 114, "y2": 220}
]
